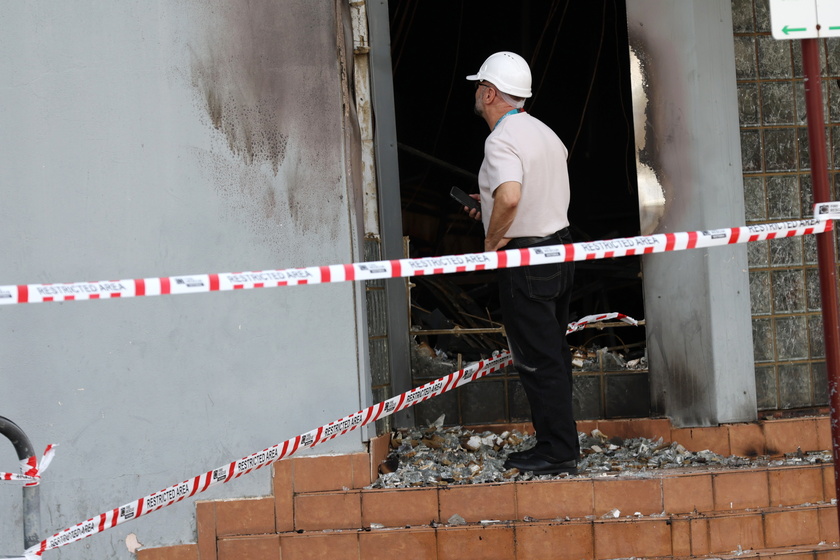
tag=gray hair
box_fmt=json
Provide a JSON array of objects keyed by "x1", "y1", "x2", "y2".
[{"x1": 497, "y1": 90, "x2": 525, "y2": 109}]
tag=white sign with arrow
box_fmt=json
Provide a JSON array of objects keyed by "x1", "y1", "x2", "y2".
[{"x1": 769, "y1": 0, "x2": 840, "y2": 39}]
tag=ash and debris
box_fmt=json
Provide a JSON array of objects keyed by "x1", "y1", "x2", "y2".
[
  {"x1": 370, "y1": 415, "x2": 832, "y2": 489},
  {"x1": 571, "y1": 345, "x2": 647, "y2": 372},
  {"x1": 413, "y1": 343, "x2": 648, "y2": 375}
]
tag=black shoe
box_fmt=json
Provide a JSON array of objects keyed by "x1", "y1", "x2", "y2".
[
  {"x1": 505, "y1": 448, "x2": 537, "y2": 461},
  {"x1": 504, "y1": 452, "x2": 578, "y2": 475}
]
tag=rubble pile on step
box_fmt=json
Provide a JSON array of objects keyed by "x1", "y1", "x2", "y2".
[{"x1": 370, "y1": 417, "x2": 831, "y2": 489}]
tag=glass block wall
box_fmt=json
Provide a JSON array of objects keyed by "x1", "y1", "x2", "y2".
[{"x1": 732, "y1": 0, "x2": 840, "y2": 411}]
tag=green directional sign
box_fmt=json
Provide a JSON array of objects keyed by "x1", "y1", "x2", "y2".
[
  {"x1": 818, "y1": 0, "x2": 840, "y2": 38},
  {"x1": 783, "y1": 25, "x2": 808, "y2": 35},
  {"x1": 771, "y1": 0, "x2": 840, "y2": 39},
  {"x1": 770, "y1": 0, "x2": 819, "y2": 39}
]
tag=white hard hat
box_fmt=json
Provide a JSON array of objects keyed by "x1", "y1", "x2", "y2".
[{"x1": 466, "y1": 51, "x2": 532, "y2": 98}]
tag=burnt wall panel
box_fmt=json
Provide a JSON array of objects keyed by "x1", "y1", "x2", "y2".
[{"x1": 0, "y1": 1, "x2": 368, "y2": 557}]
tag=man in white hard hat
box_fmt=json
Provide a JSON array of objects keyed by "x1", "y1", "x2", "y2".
[{"x1": 464, "y1": 51, "x2": 578, "y2": 475}]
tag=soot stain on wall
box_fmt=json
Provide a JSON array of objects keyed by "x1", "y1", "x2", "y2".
[
  {"x1": 190, "y1": 7, "x2": 291, "y2": 175},
  {"x1": 189, "y1": 1, "x2": 345, "y2": 243}
]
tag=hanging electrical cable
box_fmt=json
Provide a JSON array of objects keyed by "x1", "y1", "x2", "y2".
[
  {"x1": 611, "y1": 0, "x2": 636, "y2": 195},
  {"x1": 569, "y1": 1, "x2": 607, "y2": 159},
  {"x1": 390, "y1": 0, "x2": 419, "y2": 77},
  {"x1": 529, "y1": 0, "x2": 569, "y2": 110}
]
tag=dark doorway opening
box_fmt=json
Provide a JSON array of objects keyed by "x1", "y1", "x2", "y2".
[{"x1": 389, "y1": 0, "x2": 649, "y2": 421}]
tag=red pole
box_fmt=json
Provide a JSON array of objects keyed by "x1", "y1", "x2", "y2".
[{"x1": 801, "y1": 37, "x2": 840, "y2": 528}]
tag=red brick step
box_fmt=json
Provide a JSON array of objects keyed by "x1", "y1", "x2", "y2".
[{"x1": 136, "y1": 416, "x2": 839, "y2": 560}]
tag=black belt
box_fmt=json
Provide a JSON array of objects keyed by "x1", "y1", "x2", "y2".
[{"x1": 506, "y1": 228, "x2": 569, "y2": 249}]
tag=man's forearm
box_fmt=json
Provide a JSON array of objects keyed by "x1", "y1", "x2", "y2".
[
  {"x1": 485, "y1": 181, "x2": 521, "y2": 251},
  {"x1": 485, "y1": 207, "x2": 516, "y2": 251}
]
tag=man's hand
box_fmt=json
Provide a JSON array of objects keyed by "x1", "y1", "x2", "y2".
[
  {"x1": 465, "y1": 193, "x2": 481, "y2": 221},
  {"x1": 486, "y1": 237, "x2": 511, "y2": 252},
  {"x1": 464, "y1": 194, "x2": 481, "y2": 221}
]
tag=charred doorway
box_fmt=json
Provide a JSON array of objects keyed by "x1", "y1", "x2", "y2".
[{"x1": 388, "y1": 1, "x2": 647, "y2": 424}]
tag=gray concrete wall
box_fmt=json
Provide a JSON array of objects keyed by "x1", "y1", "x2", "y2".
[
  {"x1": 626, "y1": 0, "x2": 757, "y2": 426},
  {"x1": 0, "y1": 2, "x2": 370, "y2": 558}
]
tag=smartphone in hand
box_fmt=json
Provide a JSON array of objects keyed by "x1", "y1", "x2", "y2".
[{"x1": 450, "y1": 186, "x2": 480, "y2": 211}]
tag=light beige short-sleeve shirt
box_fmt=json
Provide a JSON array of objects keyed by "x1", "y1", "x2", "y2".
[{"x1": 478, "y1": 112, "x2": 571, "y2": 238}]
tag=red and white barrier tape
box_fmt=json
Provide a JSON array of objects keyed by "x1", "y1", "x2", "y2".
[
  {"x1": 7, "y1": 203, "x2": 838, "y2": 558},
  {"x1": 0, "y1": 215, "x2": 834, "y2": 306},
  {"x1": 14, "y1": 352, "x2": 512, "y2": 559},
  {"x1": 6, "y1": 312, "x2": 641, "y2": 558},
  {"x1": 566, "y1": 312, "x2": 637, "y2": 334},
  {"x1": 0, "y1": 445, "x2": 56, "y2": 487}
]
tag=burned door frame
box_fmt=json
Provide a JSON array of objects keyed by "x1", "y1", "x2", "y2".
[{"x1": 362, "y1": 0, "x2": 415, "y2": 430}]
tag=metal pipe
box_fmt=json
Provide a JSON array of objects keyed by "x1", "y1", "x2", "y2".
[
  {"x1": 801, "y1": 37, "x2": 840, "y2": 535},
  {"x1": 0, "y1": 416, "x2": 41, "y2": 550},
  {"x1": 409, "y1": 319, "x2": 647, "y2": 337},
  {"x1": 409, "y1": 327, "x2": 506, "y2": 337}
]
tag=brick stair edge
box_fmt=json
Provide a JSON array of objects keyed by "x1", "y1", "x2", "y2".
[
  {"x1": 472, "y1": 415, "x2": 833, "y2": 459},
  {"x1": 281, "y1": 501, "x2": 840, "y2": 535},
  {"x1": 642, "y1": 541, "x2": 840, "y2": 560}
]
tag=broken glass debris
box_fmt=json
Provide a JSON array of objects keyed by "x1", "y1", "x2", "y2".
[{"x1": 369, "y1": 419, "x2": 832, "y2": 489}]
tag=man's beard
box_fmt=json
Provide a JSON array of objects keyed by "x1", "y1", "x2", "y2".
[{"x1": 473, "y1": 98, "x2": 484, "y2": 117}]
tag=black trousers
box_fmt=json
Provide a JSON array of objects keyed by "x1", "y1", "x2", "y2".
[{"x1": 498, "y1": 230, "x2": 578, "y2": 461}]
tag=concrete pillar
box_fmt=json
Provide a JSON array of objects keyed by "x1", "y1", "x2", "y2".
[{"x1": 626, "y1": 0, "x2": 757, "y2": 426}]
